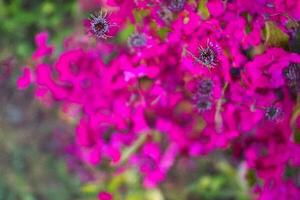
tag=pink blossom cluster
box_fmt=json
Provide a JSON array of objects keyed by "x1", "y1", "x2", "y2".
[{"x1": 18, "y1": 0, "x2": 300, "y2": 199}]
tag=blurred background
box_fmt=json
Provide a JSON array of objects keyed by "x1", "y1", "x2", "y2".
[{"x1": 0, "y1": 0, "x2": 251, "y2": 199}]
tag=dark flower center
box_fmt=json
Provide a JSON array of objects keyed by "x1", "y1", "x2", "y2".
[
  {"x1": 196, "y1": 97, "x2": 212, "y2": 112},
  {"x1": 92, "y1": 20, "x2": 108, "y2": 35},
  {"x1": 265, "y1": 106, "x2": 281, "y2": 120},
  {"x1": 198, "y1": 46, "x2": 218, "y2": 67},
  {"x1": 230, "y1": 67, "x2": 241, "y2": 79},
  {"x1": 89, "y1": 13, "x2": 110, "y2": 39},
  {"x1": 283, "y1": 63, "x2": 300, "y2": 81},
  {"x1": 282, "y1": 63, "x2": 300, "y2": 93},
  {"x1": 95, "y1": 22, "x2": 105, "y2": 32},
  {"x1": 157, "y1": 7, "x2": 173, "y2": 24},
  {"x1": 128, "y1": 33, "x2": 147, "y2": 48},
  {"x1": 198, "y1": 79, "x2": 213, "y2": 96},
  {"x1": 168, "y1": 0, "x2": 186, "y2": 12}
]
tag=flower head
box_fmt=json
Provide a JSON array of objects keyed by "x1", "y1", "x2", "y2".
[
  {"x1": 186, "y1": 40, "x2": 220, "y2": 69},
  {"x1": 98, "y1": 191, "x2": 113, "y2": 200},
  {"x1": 195, "y1": 97, "x2": 212, "y2": 112},
  {"x1": 197, "y1": 79, "x2": 214, "y2": 97},
  {"x1": 87, "y1": 11, "x2": 115, "y2": 39},
  {"x1": 157, "y1": 6, "x2": 174, "y2": 25},
  {"x1": 128, "y1": 33, "x2": 147, "y2": 49},
  {"x1": 197, "y1": 41, "x2": 219, "y2": 68},
  {"x1": 167, "y1": 0, "x2": 186, "y2": 12},
  {"x1": 282, "y1": 63, "x2": 300, "y2": 93},
  {"x1": 264, "y1": 106, "x2": 282, "y2": 121}
]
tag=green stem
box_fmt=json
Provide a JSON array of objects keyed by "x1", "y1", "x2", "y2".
[{"x1": 118, "y1": 133, "x2": 147, "y2": 166}]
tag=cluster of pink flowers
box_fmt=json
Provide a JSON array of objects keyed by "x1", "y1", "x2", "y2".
[{"x1": 18, "y1": 0, "x2": 300, "y2": 199}]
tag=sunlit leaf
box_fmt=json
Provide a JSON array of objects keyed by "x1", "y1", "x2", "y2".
[
  {"x1": 198, "y1": 0, "x2": 210, "y2": 20},
  {"x1": 265, "y1": 21, "x2": 289, "y2": 48}
]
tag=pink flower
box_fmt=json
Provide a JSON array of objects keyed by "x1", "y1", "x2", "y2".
[
  {"x1": 32, "y1": 32, "x2": 54, "y2": 59},
  {"x1": 84, "y1": 11, "x2": 118, "y2": 39},
  {"x1": 17, "y1": 67, "x2": 31, "y2": 90},
  {"x1": 18, "y1": 2, "x2": 300, "y2": 199},
  {"x1": 98, "y1": 191, "x2": 113, "y2": 200},
  {"x1": 243, "y1": 48, "x2": 300, "y2": 90},
  {"x1": 255, "y1": 180, "x2": 300, "y2": 200},
  {"x1": 207, "y1": 0, "x2": 225, "y2": 17}
]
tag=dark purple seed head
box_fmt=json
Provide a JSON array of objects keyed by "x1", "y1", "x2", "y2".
[
  {"x1": 196, "y1": 97, "x2": 212, "y2": 112},
  {"x1": 283, "y1": 63, "x2": 300, "y2": 81},
  {"x1": 264, "y1": 106, "x2": 281, "y2": 121},
  {"x1": 128, "y1": 33, "x2": 147, "y2": 49},
  {"x1": 89, "y1": 12, "x2": 110, "y2": 39},
  {"x1": 282, "y1": 63, "x2": 300, "y2": 93},
  {"x1": 197, "y1": 42, "x2": 219, "y2": 68},
  {"x1": 197, "y1": 79, "x2": 213, "y2": 96},
  {"x1": 167, "y1": 0, "x2": 186, "y2": 12},
  {"x1": 230, "y1": 67, "x2": 241, "y2": 80},
  {"x1": 157, "y1": 6, "x2": 173, "y2": 24},
  {"x1": 199, "y1": 47, "x2": 217, "y2": 66}
]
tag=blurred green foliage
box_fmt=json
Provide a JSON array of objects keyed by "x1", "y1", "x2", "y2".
[
  {"x1": 0, "y1": 0, "x2": 83, "y2": 200},
  {"x1": 84, "y1": 152, "x2": 251, "y2": 200},
  {"x1": 0, "y1": 0, "x2": 78, "y2": 60}
]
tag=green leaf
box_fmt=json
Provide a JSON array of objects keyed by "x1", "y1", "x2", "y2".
[
  {"x1": 294, "y1": 130, "x2": 300, "y2": 144},
  {"x1": 116, "y1": 23, "x2": 135, "y2": 43},
  {"x1": 198, "y1": 0, "x2": 210, "y2": 20},
  {"x1": 264, "y1": 21, "x2": 289, "y2": 48},
  {"x1": 119, "y1": 133, "x2": 147, "y2": 165},
  {"x1": 80, "y1": 183, "x2": 100, "y2": 195},
  {"x1": 246, "y1": 170, "x2": 257, "y2": 187},
  {"x1": 145, "y1": 189, "x2": 164, "y2": 200}
]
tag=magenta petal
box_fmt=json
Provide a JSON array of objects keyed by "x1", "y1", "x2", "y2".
[
  {"x1": 98, "y1": 192, "x2": 113, "y2": 200},
  {"x1": 32, "y1": 32, "x2": 54, "y2": 59},
  {"x1": 17, "y1": 67, "x2": 31, "y2": 90}
]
